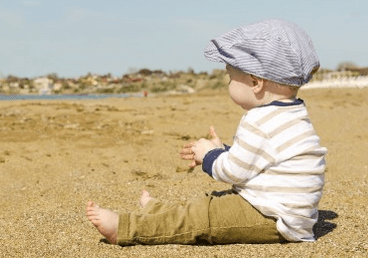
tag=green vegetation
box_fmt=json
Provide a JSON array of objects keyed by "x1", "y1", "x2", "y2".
[
  {"x1": 151, "y1": 81, "x2": 178, "y2": 93},
  {"x1": 1, "y1": 65, "x2": 367, "y2": 95}
]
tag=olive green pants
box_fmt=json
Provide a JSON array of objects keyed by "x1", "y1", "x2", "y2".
[{"x1": 116, "y1": 190, "x2": 284, "y2": 246}]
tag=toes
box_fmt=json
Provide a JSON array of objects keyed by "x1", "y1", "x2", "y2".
[
  {"x1": 86, "y1": 201, "x2": 101, "y2": 218},
  {"x1": 86, "y1": 205, "x2": 98, "y2": 212},
  {"x1": 141, "y1": 189, "x2": 150, "y2": 197},
  {"x1": 86, "y1": 210, "x2": 99, "y2": 216},
  {"x1": 89, "y1": 217, "x2": 102, "y2": 227},
  {"x1": 87, "y1": 201, "x2": 100, "y2": 211},
  {"x1": 87, "y1": 200, "x2": 95, "y2": 207}
]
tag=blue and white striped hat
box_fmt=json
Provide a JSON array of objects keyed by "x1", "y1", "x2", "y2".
[{"x1": 204, "y1": 19, "x2": 320, "y2": 87}]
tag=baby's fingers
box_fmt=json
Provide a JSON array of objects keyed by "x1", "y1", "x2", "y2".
[
  {"x1": 180, "y1": 148, "x2": 193, "y2": 155},
  {"x1": 188, "y1": 160, "x2": 197, "y2": 168},
  {"x1": 181, "y1": 153, "x2": 195, "y2": 160},
  {"x1": 209, "y1": 126, "x2": 218, "y2": 139},
  {"x1": 180, "y1": 147, "x2": 195, "y2": 160},
  {"x1": 182, "y1": 142, "x2": 194, "y2": 148}
]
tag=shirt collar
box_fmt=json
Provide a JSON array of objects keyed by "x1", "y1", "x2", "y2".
[{"x1": 259, "y1": 98, "x2": 304, "y2": 108}]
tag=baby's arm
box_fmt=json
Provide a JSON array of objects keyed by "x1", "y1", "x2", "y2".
[{"x1": 207, "y1": 124, "x2": 273, "y2": 185}]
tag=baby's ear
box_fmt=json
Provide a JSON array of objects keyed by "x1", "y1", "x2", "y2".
[{"x1": 250, "y1": 75, "x2": 265, "y2": 93}]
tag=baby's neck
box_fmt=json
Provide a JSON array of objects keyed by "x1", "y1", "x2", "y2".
[
  {"x1": 274, "y1": 96, "x2": 297, "y2": 102},
  {"x1": 262, "y1": 92, "x2": 296, "y2": 106}
]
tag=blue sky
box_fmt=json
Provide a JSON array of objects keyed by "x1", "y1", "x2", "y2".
[{"x1": 0, "y1": 0, "x2": 367, "y2": 78}]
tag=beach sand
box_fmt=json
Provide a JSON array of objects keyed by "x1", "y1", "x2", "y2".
[{"x1": 1, "y1": 88, "x2": 367, "y2": 257}]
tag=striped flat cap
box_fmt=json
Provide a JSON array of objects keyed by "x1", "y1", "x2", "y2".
[{"x1": 204, "y1": 19, "x2": 320, "y2": 87}]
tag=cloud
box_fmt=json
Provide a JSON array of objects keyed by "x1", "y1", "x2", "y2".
[{"x1": 20, "y1": 0, "x2": 42, "y2": 6}]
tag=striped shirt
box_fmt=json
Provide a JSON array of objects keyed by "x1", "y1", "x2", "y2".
[{"x1": 202, "y1": 99, "x2": 327, "y2": 242}]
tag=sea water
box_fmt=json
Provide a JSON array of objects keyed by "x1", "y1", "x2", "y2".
[{"x1": 0, "y1": 93, "x2": 136, "y2": 101}]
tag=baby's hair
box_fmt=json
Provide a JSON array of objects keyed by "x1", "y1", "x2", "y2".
[
  {"x1": 287, "y1": 85, "x2": 300, "y2": 92},
  {"x1": 227, "y1": 65, "x2": 300, "y2": 96},
  {"x1": 252, "y1": 74, "x2": 300, "y2": 98}
]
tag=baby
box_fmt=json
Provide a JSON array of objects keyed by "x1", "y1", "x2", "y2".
[{"x1": 87, "y1": 18, "x2": 327, "y2": 245}]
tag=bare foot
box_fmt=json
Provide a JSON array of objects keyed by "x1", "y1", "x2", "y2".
[
  {"x1": 139, "y1": 189, "x2": 154, "y2": 208},
  {"x1": 86, "y1": 201, "x2": 118, "y2": 244}
]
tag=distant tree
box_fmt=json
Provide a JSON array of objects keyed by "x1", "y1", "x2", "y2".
[
  {"x1": 47, "y1": 73, "x2": 58, "y2": 81},
  {"x1": 152, "y1": 70, "x2": 166, "y2": 76},
  {"x1": 62, "y1": 81, "x2": 70, "y2": 90},
  {"x1": 138, "y1": 68, "x2": 152, "y2": 76},
  {"x1": 187, "y1": 67, "x2": 195, "y2": 74},
  {"x1": 337, "y1": 61, "x2": 359, "y2": 71},
  {"x1": 19, "y1": 78, "x2": 30, "y2": 89},
  {"x1": 7, "y1": 75, "x2": 19, "y2": 83}
]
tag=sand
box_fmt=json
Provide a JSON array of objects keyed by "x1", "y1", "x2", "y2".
[{"x1": 0, "y1": 88, "x2": 367, "y2": 257}]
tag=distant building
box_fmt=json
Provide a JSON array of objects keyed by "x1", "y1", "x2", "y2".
[
  {"x1": 9, "y1": 82, "x2": 20, "y2": 88},
  {"x1": 53, "y1": 82, "x2": 63, "y2": 91},
  {"x1": 33, "y1": 77, "x2": 53, "y2": 95}
]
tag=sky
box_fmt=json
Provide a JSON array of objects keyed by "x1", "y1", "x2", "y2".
[{"x1": 0, "y1": 0, "x2": 367, "y2": 78}]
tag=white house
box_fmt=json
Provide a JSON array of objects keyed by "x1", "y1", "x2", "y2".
[{"x1": 33, "y1": 77, "x2": 53, "y2": 95}]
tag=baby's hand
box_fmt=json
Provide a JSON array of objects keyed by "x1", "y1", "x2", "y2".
[
  {"x1": 190, "y1": 138, "x2": 217, "y2": 166},
  {"x1": 180, "y1": 142, "x2": 199, "y2": 168},
  {"x1": 180, "y1": 126, "x2": 222, "y2": 168}
]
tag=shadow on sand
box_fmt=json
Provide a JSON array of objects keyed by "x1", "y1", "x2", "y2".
[{"x1": 313, "y1": 210, "x2": 338, "y2": 239}]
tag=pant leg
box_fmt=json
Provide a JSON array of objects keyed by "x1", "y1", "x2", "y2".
[
  {"x1": 140, "y1": 199, "x2": 177, "y2": 215},
  {"x1": 116, "y1": 195, "x2": 212, "y2": 245},
  {"x1": 209, "y1": 191, "x2": 285, "y2": 244},
  {"x1": 116, "y1": 190, "x2": 284, "y2": 246}
]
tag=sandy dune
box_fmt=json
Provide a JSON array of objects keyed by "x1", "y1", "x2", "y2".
[{"x1": 1, "y1": 88, "x2": 367, "y2": 257}]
